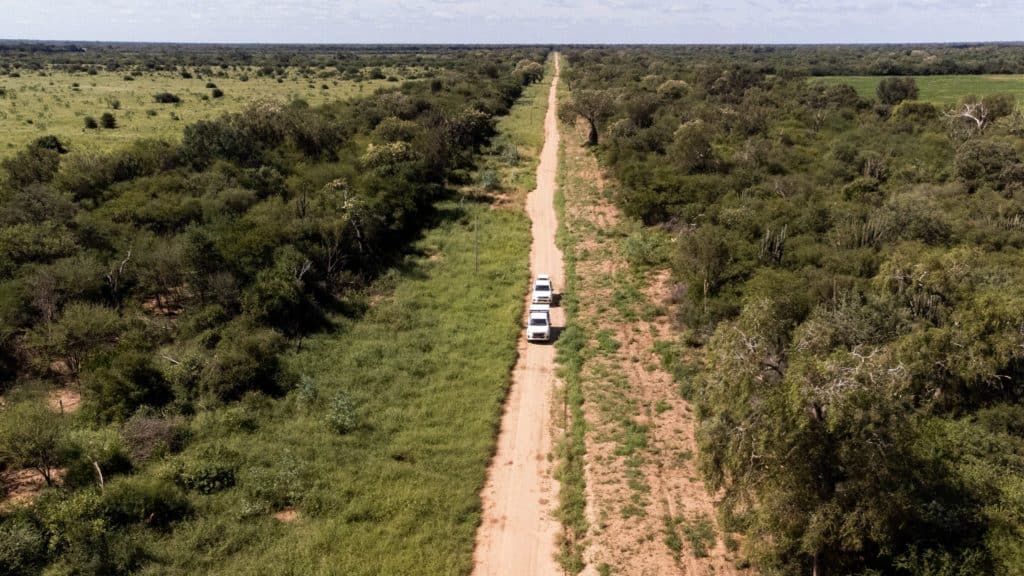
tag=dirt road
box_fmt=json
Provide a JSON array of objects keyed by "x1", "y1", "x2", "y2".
[{"x1": 471, "y1": 54, "x2": 564, "y2": 576}]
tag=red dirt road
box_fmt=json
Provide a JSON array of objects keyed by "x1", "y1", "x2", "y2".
[{"x1": 471, "y1": 53, "x2": 564, "y2": 576}]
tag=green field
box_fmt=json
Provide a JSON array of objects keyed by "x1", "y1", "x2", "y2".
[
  {"x1": 811, "y1": 74, "x2": 1024, "y2": 105},
  {"x1": 0, "y1": 69, "x2": 391, "y2": 158}
]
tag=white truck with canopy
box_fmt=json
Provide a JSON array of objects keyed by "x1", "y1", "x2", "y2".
[
  {"x1": 526, "y1": 304, "x2": 551, "y2": 342},
  {"x1": 531, "y1": 274, "x2": 553, "y2": 304}
]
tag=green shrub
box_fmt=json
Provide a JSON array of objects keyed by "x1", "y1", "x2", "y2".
[
  {"x1": 199, "y1": 321, "x2": 292, "y2": 401},
  {"x1": 100, "y1": 112, "x2": 116, "y2": 129},
  {"x1": 240, "y1": 454, "x2": 307, "y2": 512},
  {"x1": 83, "y1": 116, "x2": 98, "y2": 129},
  {"x1": 326, "y1": 390, "x2": 357, "y2": 434},
  {"x1": 102, "y1": 476, "x2": 190, "y2": 528},
  {"x1": 83, "y1": 352, "x2": 173, "y2": 422},
  {"x1": 175, "y1": 448, "x2": 238, "y2": 494},
  {"x1": 0, "y1": 517, "x2": 46, "y2": 576},
  {"x1": 479, "y1": 168, "x2": 501, "y2": 191}
]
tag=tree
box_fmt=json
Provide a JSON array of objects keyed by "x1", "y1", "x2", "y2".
[
  {"x1": 561, "y1": 89, "x2": 615, "y2": 145},
  {"x1": 0, "y1": 399, "x2": 68, "y2": 486},
  {"x1": 83, "y1": 116, "x2": 98, "y2": 129},
  {"x1": 876, "y1": 77, "x2": 919, "y2": 105},
  {"x1": 33, "y1": 302, "x2": 122, "y2": 374},
  {"x1": 945, "y1": 93, "x2": 1016, "y2": 135},
  {"x1": 676, "y1": 225, "x2": 731, "y2": 318},
  {"x1": 1, "y1": 144, "x2": 61, "y2": 188}
]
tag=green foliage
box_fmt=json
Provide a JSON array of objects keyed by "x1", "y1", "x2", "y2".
[
  {"x1": 324, "y1": 390, "x2": 357, "y2": 434},
  {"x1": 101, "y1": 475, "x2": 190, "y2": 528},
  {"x1": 0, "y1": 516, "x2": 46, "y2": 576},
  {"x1": 0, "y1": 398, "x2": 69, "y2": 486},
  {"x1": 0, "y1": 46, "x2": 550, "y2": 575},
  {"x1": 174, "y1": 447, "x2": 238, "y2": 494},
  {"x1": 83, "y1": 352, "x2": 172, "y2": 422},
  {"x1": 565, "y1": 46, "x2": 1024, "y2": 575},
  {"x1": 28, "y1": 302, "x2": 121, "y2": 374},
  {"x1": 877, "y1": 77, "x2": 919, "y2": 104},
  {"x1": 199, "y1": 321, "x2": 292, "y2": 401}
]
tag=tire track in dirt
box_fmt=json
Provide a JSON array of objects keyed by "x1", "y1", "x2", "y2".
[
  {"x1": 559, "y1": 123, "x2": 747, "y2": 576},
  {"x1": 471, "y1": 53, "x2": 564, "y2": 576}
]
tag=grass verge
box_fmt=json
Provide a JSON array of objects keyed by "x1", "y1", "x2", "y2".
[{"x1": 554, "y1": 136, "x2": 589, "y2": 573}]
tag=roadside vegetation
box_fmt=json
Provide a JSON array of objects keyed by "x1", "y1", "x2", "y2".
[
  {"x1": 0, "y1": 44, "x2": 547, "y2": 575},
  {"x1": 561, "y1": 45, "x2": 1024, "y2": 575}
]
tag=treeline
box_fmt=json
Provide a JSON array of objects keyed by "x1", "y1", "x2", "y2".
[
  {"x1": 558, "y1": 43, "x2": 1024, "y2": 77},
  {"x1": 561, "y1": 48, "x2": 1024, "y2": 574},
  {"x1": 0, "y1": 47, "x2": 547, "y2": 575},
  {"x1": 0, "y1": 42, "x2": 550, "y2": 81}
]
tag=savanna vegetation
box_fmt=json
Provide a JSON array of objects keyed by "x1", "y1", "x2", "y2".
[
  {"x1": 0, "y1": 44, "x2": 549, "y2": 575},
  {"x1": 560, "y1": 45, "x2": 1024, "y2": 575},
  {"x1": 0, "y1": 42, "x2": 537, "y2": 158}
]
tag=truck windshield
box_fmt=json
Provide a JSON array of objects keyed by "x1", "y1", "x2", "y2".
[
  {"x1": 530, "y1": 318, "x2": 547, "y2": 326},
  {"x1": 535, "y1": 284, "x2": 549, "y2": 291}
]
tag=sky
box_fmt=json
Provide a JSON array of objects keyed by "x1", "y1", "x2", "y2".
[{"x1": 1, "y1": 0, "x2": 1022, "y2": 44}]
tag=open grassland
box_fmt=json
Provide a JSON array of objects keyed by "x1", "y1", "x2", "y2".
[
  {"x1": 127, "y1": 66, "x2": 551, "y2": 576},
  {"x1": 812, "y1": 74, "x2": 1024, "y2": 105},
  {"x1": 0, "y1": 69, "x2": 391, "y2": 158}
]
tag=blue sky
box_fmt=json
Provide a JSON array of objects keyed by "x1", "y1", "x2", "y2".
[{"x1": 2, "y1": 0, "x2": 1022, "y2": 44}]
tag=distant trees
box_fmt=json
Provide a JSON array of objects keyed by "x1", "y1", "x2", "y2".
[{"x1": 876, "y1": 77, "x2": 918, "y2": 104}]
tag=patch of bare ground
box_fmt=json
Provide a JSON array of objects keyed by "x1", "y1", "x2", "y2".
[
  {"x1": 1, "y1": 468, "x2": 65, "y2": 511},
  {"x1": 564, "y1": 125, "x2": 746, "y2": 576},
  {"x1": 48, "y1": 386, "x2": 82, "y2": 414},
  {"x1": 273, "y1": 507, "x2": 299, "y2": 523}
]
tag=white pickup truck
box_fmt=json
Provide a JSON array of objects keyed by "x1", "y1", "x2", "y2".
[
  {"x1": 526, "y1": 304, "x2": 551, "y2": 342},
  {"x1": 531, "y1": 274, "x2": 553, "y2": 304}
]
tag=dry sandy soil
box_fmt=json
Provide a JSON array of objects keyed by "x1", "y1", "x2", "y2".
[
  {"x1": 561, "y1": 124, "x2": 747, "y2": 576},
  {"x1": 471, "y1": 54, "x2": 565, "y2": 576}
]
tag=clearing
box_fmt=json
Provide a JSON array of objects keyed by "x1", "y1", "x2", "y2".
[{"x1": 811, "y1": 74, "x2": 1024, "y2": 105}]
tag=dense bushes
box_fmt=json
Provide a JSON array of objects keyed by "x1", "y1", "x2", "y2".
[
  {"x1": 0, "y1": 46, "x2": 550, "y2": 575},
  {"x1": 564, "y1": 47, "x2": 1024, "y2": 575}
]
